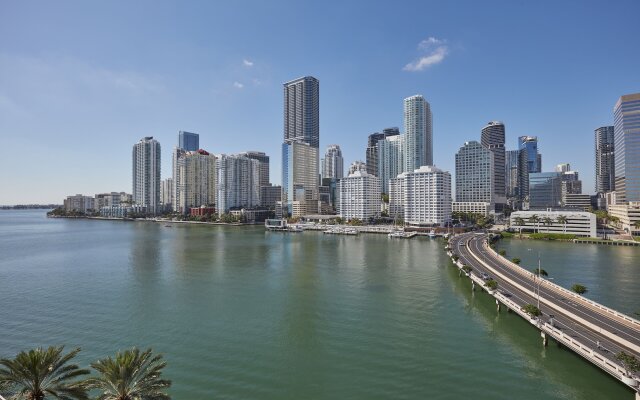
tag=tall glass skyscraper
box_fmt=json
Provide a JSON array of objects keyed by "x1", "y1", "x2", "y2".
[
  {"x1": 505, "y1": 150, "x2": 521, "y2": 199},
  {"x1": 132, "y1": 137, "x2": 161, "y2": 215},
  {"x1": 518, "y1": 136, "x2": 541, "y2": 173},
  {"x1": 595, "y1": 126, "x2": 615, "y2": 194},
  {"x1": 366, "y1": 127, "x2": 399, "y2": 176},
  {"x1": 529, "y1": 172, "x2": 562, "y2": 209},
  {"x1": 613, "y1": 93, "x2": 640, "y2": 204},
  {"x1": 283, "y1": 76, "x2": 320, "y2": 148},
  {"x1": 404, "y1": 95, "x2": 433, "y2": 172},
  {"x1": 321, "y1": 144, "x2": 344, "y2": 180},
  {"x1": 481, "y1": 121, "x2": 506, "y2": 206},
  {"x1": 178, "y1": 131, "x2": 199, "y2": 152}
]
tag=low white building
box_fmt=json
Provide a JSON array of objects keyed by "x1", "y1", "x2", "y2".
[
  {"x1": 64, "y1": 194, "x2": 95, "y2": 213},
  {"x1": 338, "y1": 170, "x2": 381, "y2": 220},
  {"x1": 100, "y1": 204, "x2": 147, "y2": 218},
  {"x1": 509, "y1": 210, "x2": 596, "y2": 237},
  {"x1": 390, "y1": 166, "x2": 452, "y2": 226},
  {"x1": 608, "y1": 202, "x2": 640, "y2": 235},
  {"x1": 452, "y1": 202, "x2": 491, "y2": 217}
]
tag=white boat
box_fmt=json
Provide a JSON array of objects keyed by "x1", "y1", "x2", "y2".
[
  {"x1": 427, "y1": 230, "x2": 437, "y2": 238},
  {"x1": 388, "y1": 231, "x2": 416, "y2": 239}
]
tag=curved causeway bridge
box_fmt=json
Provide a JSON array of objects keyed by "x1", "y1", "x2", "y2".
[{"x1": 448, "y1": 232, "x2": 640, "y2": 397}]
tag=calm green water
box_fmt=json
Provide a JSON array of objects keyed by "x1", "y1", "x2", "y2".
[{"x1": 0, "y1": 210, "x2": 635, "y2": 399}]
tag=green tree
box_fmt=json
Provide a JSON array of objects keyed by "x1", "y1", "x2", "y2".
[
  {"x1": 498, "y1": 249, "x2": 507, "y2": 256},
  {"x1": 556, "y1": 215, "x2": 568, "y2": 234},
  {"x1": 615, "y1": 351, "x2": 640, "y2": 377},
  {"x1": 86, "y1": 348, "x2": 171, "y2": 400},
  {"x1": 522, "y1": 304, "x2": 542, "y2": 317},
  {"x1": 542, "y1": 217, "x2": 553, "y2": 233},
  {"x1": 0, "y1": 346, "x2": 89, "y2": 400},
  {"x1": 381, "y1": 193, "x2": 389, "y2": 204},
  {"x1": 529, "y1": 214, "x2": 540, "y2": 233},
  {"x1": 532, "y1": 268, "x2": 549, "y2": 277},
  {"x1": 486, "y1": 279, "x2": 498, "y2": 291},
  {"x1": 514, "y1": 216, "x2": 526, "y2": 238},
  {"x1": 511, "y1": 257, "x2": 521, "y2": 265},
  {"x1": 571, "y1": 284, "x2": 588, "y2": 295}
]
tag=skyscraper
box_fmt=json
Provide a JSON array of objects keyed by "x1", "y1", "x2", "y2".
[
  {"x1": 321, "y1": 144, "x2": 344, "y2": 180},
  {"x1": 481, "y1": 121, "x2": 506, "y2": 204},
  {"x1": 529, "y1": 172, "x2": 562, "y2": 209},
  {"x1": 347, "y1": 160, "x2": 367, "y2": 176},
  {"x1": 391, "y1": 166, "x2": 451, "y2": 226},
  {"x1": 613, "y1": 93, "x2": 640, "y2": 203},
  {"x1": 178, "y1": 131, "x2": 199, "y2": 152},
  {"x1": 366, "y1": 127, "x2": 399, "y2": 176},
  {"x1": 404, "y1": 95, "x2": 433, "y2": 172},
  {"x1": 240, "y1": 151, "x2": 270, "y2": 187},
  {"x1": 283, "y1": 76, "x2": 320, "y2": 148},
  {"x1": 518, "y1": 136, "x2": 541, "y2": 173},
  {"x1": 505, "y1": 150, "x2": 521, "y2": 199},
  {"x1": 176, "y1": 150, "x2": 217, "y2": 214},
  {"x1": 595, "y1": 126, "x2": 615, "y2": 194},
  {"x1": 132, "y1": 137, "x2": 161, "y2": 215},
  {"x1": 377, "y1": 135, "x2": 405, "y2": 193},
  {"x1": 455, "y1": 141, "x2": 494, "y2": 205},
  {"x1": 216, "y1": 154, "x2": 260, "y2": 213},
  {"x1": 281, "y1": 76, "x2": 320, "y2": 217}
]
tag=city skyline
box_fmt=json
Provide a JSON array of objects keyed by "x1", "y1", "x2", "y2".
[{"x1": 1, "y1": 1, "x2": 640, "y2": 204}]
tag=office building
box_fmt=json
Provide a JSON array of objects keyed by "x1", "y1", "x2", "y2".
[
  {"x1": 178, "y1": 131, "x2": 199, "y2": 152},
  {"x1": 455, "y1": 141, "x2": 494, "y2": 206},
  {"x1": 176, "y1": 150, "x2": 217, "y2": 214},
  {"x1": 595, "y1": 126, "x2": 615, "y2": 194},
  {"x1": 481, "y1": 121, "x2": 506, "y2": 205},
  {"x1": 505, "y1": 150, "x2": 521, "y2": 200},
  {"x1": 510, "y1": 210, "x2": 596, "y2": 237},
  {"x1": 518, "y1": 136, "x2": 541, "y2": 173},
  {"x1": 281, "y1": 141, "x2": 319, "y2": 217},
  {"x1": 390, "y1": 166, "x2": 451, "y2": 226},
  {"x1": 607, "y1": 202, "x2": 640, "y2": 235},
  {"x1": 366, "y1": 127, "x2": 400, "y2": 176},
  {"x1": 560, "y1": 170, "x2": 582, "y2": 205},
  {"x1": 63, "y1": 194, "x2": 95, "y2": 213},
  {"x1": 260, "y1": 185, "x2": 282, "y2": 208},
  {"x1": 338, "y1": 170, "x2": 381, "y2": 220},
  {"x1": 528, "y1": 172, "x2": 562, "y2": 209},
  {"x1": 377, "y1": 135, "x2": 405, "y2": 193},
  {"x1": 160, "y1": 179, "x2": 173, "y2": 211},
  {"x1": 564, "y1": 194, "x2": 592, "y2": 211},
  {"x1": 613, "y1": 93, "x2": 640, "y2": 203},
  {"x1": 216, "y1": 154, "x2": 260, "y2": 213},
  {"x1": 404, "y1": 95, "x2": 433, "y2": 172},
  {"x1": 240, "y1": 151, "x2": 270, "y2": 188},
  {"x1": 132, "y1": 136, "x2": 161, "y2": 215},
  {"x1": 348, "y1": 160, "x2": 367, "y2": 176},
  {"x1": 283, "y1": 76, "x2": 320, "y2": 148},
  {"x1": 95, "y1": 192, "x2": 131, "y2": 210},
  {"x1": 321, "y1": 144, "x2": 344, "y2": 180}
]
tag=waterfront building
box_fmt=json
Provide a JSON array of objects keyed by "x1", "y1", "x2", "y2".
[
  {"x1": 160, "y1": 179, "x2": 173, "y2": 211},
  {"x1": 281, "y1": 141, "x2": 319, "y2": 217},
  {"x1": 216, "y1": 154, "x2": 260, "y2": 214},
  {"x1": 517, "y1": 148, "x2": 530, "y2": 205},
  {"x1": 321, "y1": 177, "x2": 340, "y2": 211},
  {"x1": 390, "y1": 166, "x2": 451, "y2": 226},
  {"x1": 505, "y1": 149, "x2": 521, "y2": 200},
  {"x1": 404, "y1": 95, "x2": 433, "y2": 172},
  {"x1": 338, "y1": 170, "x2": 381, "y2": 221},
  {"x1": 176, "y1": 150, "x2": 217, "y2": 214},
  {"x1": 178, "y1": 131, "x2": 199, "y2": 152},
  {"x1": 607, "y1": 202, "x2": 640, "y2": 235},
  {"x1": 451, "y1": 202, "x2": 491, "y2": 217},
  {"x1": 190, "y1": 206, "x2": 216, "y2": 217},
  {"x1": 321, "y1": 144, "x2": 344, "y2": 180},
  {"x1": 560, "y1": 170, "x2": 582, "y2": 205},
  {"x1": 366, "y1": 127, "x2": 400, "y2": 176},
  {"x1": 518, "y1": 136, "x2": 541, "y2": 173},
  {"x1": 613, "y1": 93, "x2": 640, "y2": 204},
  {"x1": 283, "y1": 76, "x2": 319, "y2": 148},
  {"x1": 481, "y1": 121, "x2": 506, "y2": 207},
  {"x1": 240, "y1": 151, "x2": 270, "y2": 188},
  {"x1": 595, "y1": 126, "x2": 615, "y2": 194},
  {"x1": 564, "y1": 194, "x2": 593, "y2": 211},
  {"x1": 509, "y1": 210, "x2": 596, "y2": 237},
  {"x1": 99, "y1": 204, "x2": 146, "y2": 218},
  {"x1": 388, "y1": 173, "x2": 405, "y2": 218},
  {"x1": 348, "y1": 160, "x2": 368, "y2": 176},
  {"x1": 377, "y1": 135, "x2": 405, "y2": 193},
  {"x1": 63, "y1": 194, "x2": 95, "y2": 213},
  {"x1": 172, "y1": 147, "x2": 186, "y2": 211},
  {"x1": 229, "y1": 208, "x2": 273, "y2": 223},
  {"x1": 528, "y1": 172, "x2": 562, "y2": 209},
  {"x1": 260, "y1": 184, "x2": 281, "y2": 208},
  {"x1": 132, "y1": 136, "x2": 161, "y2": 215},
  {"x1": 94, "y1": 192, "x2": 131, "y2": 210},
  {"x1": 455, "y1": 141, "x2": 494, "y2": 207}
]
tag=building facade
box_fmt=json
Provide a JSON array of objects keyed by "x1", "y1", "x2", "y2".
[
  {"x1": 505, "y1": 149, "x2": 521, "y2": 200},
  {"x1": 216, "y1": 154, "x2": 260, "y2": 214},
  {"x1": 528, "y1": 172, "x2": 562, "y2": 209},
  {"x1": 391, "y1": 166, "x2": 451, "y2": 226},
  {"x1": 404, "y1": 95, "x2": 433, "y2": 172},
  {"x1": 366, "y1": 127, "x2": 399, "y2": 176},
  {"x1": 510, "y1": 210, "x2": 596, "y2": 237},
  {"x1": 281, "y1": 141, "x2": 319, "y2": 217},
  {"x1": 283, "y1": 76, "x2": 319, "y2": 148},
  {"x1": 595, "y1": 126, "x2": 615, "y2": 194},
  {"x1": 607, "y1": 202, "x2": 640, "y2": 235},
  {"x1": 176, "y1": 150, "x2": 217, "y2": 214},
  {"x1": 455, "y1": 141, "x2": 494, "y2": 206},
  {"x1": 160, "y1": 179, "x2": 173, "y2": 211},
  {"x1": 64, "y1": 194, "x2": 95, "y2": 213},
  {"x1": 178, "y1": 131, "x2": 199, "y2": 152},
  {"x1": 377, "y1": 135, "x2": 405, "y2": 194},
  {"x1": 132, "y1": 136, "x2": 161, "y2": 215},
  {"x1": 338, "y1": 170, "x2": 381, "y2": 220},
  {"x1": 240, "y1": 151, "x2": 270, "y2": 188},
  {"x1": 613, "y1": 93, "x2": 640, "y2": 204},
  {"x1": 347, "y1": 160, "x2": 367, "y2": 176},
  {"x1": 95, "y1": 192, "x2": 131, "y2": 210},
  {"x1": 481, "y1": 121, "x2": 506, "y2": 206},
  {"x1": 518, "y1": 136, "x2": 541, "y2": 174},
  {"x1": 452, "y1": 202, "x2": 492, "y2": 217},
  {"x1": 321, "y1": 144, "x2": 344, "y2": 180},
  {"x1": 260, "y1": 185, "x2": 282, "y2": 208}
]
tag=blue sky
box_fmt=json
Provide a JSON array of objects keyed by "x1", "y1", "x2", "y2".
[{"x1": 1, "y1": 0, "x2": 639, "y2": 204}]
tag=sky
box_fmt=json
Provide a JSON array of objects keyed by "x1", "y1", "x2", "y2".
[{"x1": 1, "y1": 0, "x2": 639, "y2": 205}]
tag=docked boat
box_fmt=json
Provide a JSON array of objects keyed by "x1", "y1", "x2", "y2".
[
  {"x1": 388, "y1": 231, "x2": 416, "y2": 239},
  {"x1": 427, "y1": 230, "x2": 437, "y2": 238}
]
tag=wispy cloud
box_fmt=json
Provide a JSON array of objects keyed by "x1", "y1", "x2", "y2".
[
  {"x1": 233, "y1": 81, "x2": 244, "y2": 89},
  {"x1": 403, "y1": 37, "x2": 449, "y2": 72},
  {"x1": 242, "y1": 59, "x2": 254, "y2": 67}
]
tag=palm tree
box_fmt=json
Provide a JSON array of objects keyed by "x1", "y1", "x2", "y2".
[
  {"x1": 529, "y1": 214, "x2": 540, "y2": 234},
  {"x1": 542, "y1": 217, "x2": 553, "y2": 233},
  {"x1": 0, "y1": 346, "x2": 90, "y2": 400},
  {"x1": 571, "y1": 283, "x2": 588, "y2": 295},
  {"x1": 532, "y1": 268, "x2": 549, "y2": 277},
  {"x1": 556, "y1": 215, "x2": 568, "y2": 234},
  {"x1": 86, "y1": 348, "x2": 171, "y2": 400},
  {"x1": 633, "y1": 220, "x2": 640, "y2": 233},
  {"x1": 514, "y1": 217, "x2": 525, "y2": 238}
]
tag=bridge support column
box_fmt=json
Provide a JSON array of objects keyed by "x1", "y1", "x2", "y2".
[
  {"x1": 635, "y1": 390, "x2": 639, "y2": 400},
  {"x1": 471, "y1": 280, "x2": 475, "y2": 291},
  {"x1": 496, "y1": 299, "x2": 501, "y2": 312},
  {"x1": 541, "y1": 331, "x2": 548, "y2": 347}
]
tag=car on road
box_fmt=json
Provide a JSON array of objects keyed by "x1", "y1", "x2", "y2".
[{"x1": 481, "y1": 272, "x2": 491, "y2": 280}]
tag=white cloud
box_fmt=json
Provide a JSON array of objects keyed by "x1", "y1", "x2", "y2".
[
  {"x1": 242, "y1": 59, "x2": 254, "y2": 67},
  {"x1": 233, "y1": 81, "x2": 244, "y2": 89},
  {"x1": 403, "y1": 37, "x2": 449, "y2": 72}
]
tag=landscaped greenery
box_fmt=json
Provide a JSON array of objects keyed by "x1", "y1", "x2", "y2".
[
  {"x1": 498, "y1": 249, "x2": 507, "y2": 256},
  {"x1": 615, "y1": 351, "x2": 640, "y2": 377},
  {"x1": 529, "y1": 233, "x2": 577, "y2": 240},
  {"x1": 511, "y1": 257, "x2": 521, "y2": 265},
  {"x1": 522, "y1": 304, "x2": 542, "y2": 317},
  {"x1": 485, "y1": 279, "x2": 498, "y2": 290},
  {"x1": 0, "y1": 346, "x2": 171, "y2": 400},
  {"x1": 532, "y1": 268, "x2": 549, "y2": 277},
  {"x1": 461, "y1": 265, "x2": 472, "y2": 274},
  {"x1": 499, "y1": 231, "x2": 514, "y2": 238},
  {"x1": 571, "y1": 284, "x2": 588, "y2": 295}
]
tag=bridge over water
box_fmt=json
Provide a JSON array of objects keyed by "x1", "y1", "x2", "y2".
[{"x1": 448, "y1": 232, "x2": 640, "y2": 398}]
